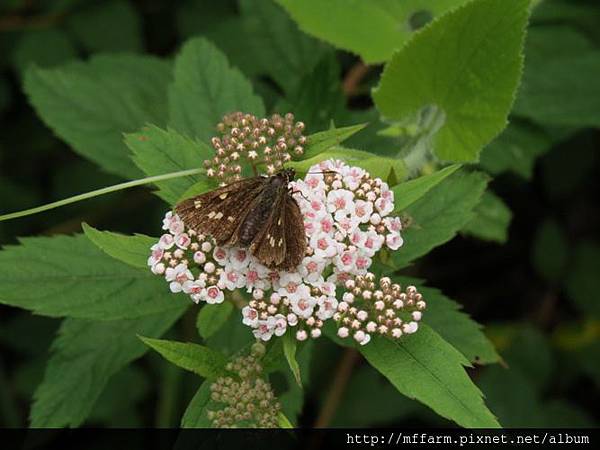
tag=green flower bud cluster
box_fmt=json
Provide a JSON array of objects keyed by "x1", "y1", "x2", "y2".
[{"x1": 207, "y1": 343, "x2": 281, "y2": 428}]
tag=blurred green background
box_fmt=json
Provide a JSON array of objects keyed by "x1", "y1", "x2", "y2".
[{"x1": 0, "y1": 0, "x2": 599, "y2": 428}]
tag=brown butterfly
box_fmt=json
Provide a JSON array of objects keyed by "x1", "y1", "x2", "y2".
[{"x1": 175, "y1": 168, "x2": 306, "y2": 270}]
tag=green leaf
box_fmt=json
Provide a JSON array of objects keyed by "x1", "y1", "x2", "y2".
[
  {"x1": 196, "y1": 302, "x2": 234, "y2": 339},
  {"x1": 289, "y1": 146, "x2": 406, "y2": 181},
  {"x1": 531, "y1": 219, "x2": 569, "y2": 283},
  {"x1": 391, "y1": 170, "x2": 488, "y2": 268},
  {"x1": 24, "y1": 55, "x2": 172, "y2": 178},
  {"x1": 177, "y1": 179, "x2": 214, "y2": 203},
  {"x1": 277, "y1": 412, "x2": 294, "y2": 429},
  {"x1": 12, "y1": 29, "x2": 76, "y2": 74},
  {"x1": 566, "y1": 241, "x2": 600, "y2": 318},
  {"x1": 0, "y1": 234, "x2": 187, "y2": 320},
  {"x1": 241, "y1": 0, "x2": 326, "y2": 93},
  {"x1": 279, "y1": 340, "x2": 313, "y2": 425},
  {"x1": 181, "y1": 380, "x2": 212, "y2": 428},
  {"x1": 513, "y1": 25, "x2": 600, "y2": 127},
  {"x1": 125, "y1": 125, "x2": 213, "y2": 204},
  {"x1": 479, "y1": 121, "x2": 552, "y2": 179},
  {"x1": 299, "y1": 123, "x2": 367, "y2": 160},
  {"x1": 66, "y1": 0, "x2": 143, "y2": 53},
  {"x1": 276, "y1": 0, "x2": 470, "y2": 64},
  {"x1": 392, "y1": 164, "x2": 460, "y2": 213},
  {"x1": 168, "y1": 37, "x2": 265, "y2": 143},
  {"x1": 140, "y1": 336, "x2": 228, "y2": 379},
  {"x1": 82, "y1": 223, "x2": 156, "y2": 269},
  {"x1": 30, "y1": 309, "x2": 185, "y2": 427},
  {"x1": 360, "y1": 325, "x2": 500, "y2": 428},
  {"x1": 373, "y1": 0, "x2": 530, "y2": 162},
  {"x1": 461, "y1": 190, "x2": 512, "y2": 243},
  {"x1": 282, "y1": 333, "x2": 302, "y2": 387},
  {"x1": 275, "y1": 54, "x2": 344, "y2": 131},
  {"x1": 398, "y1": 277, "x2": 500, "y2": 364}
]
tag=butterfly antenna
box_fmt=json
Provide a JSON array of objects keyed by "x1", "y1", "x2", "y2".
[{"x1": 305, "y1": 170, "x2": 338, "y2": 175}]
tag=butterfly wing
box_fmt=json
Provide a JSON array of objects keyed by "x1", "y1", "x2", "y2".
[
  {"x1": 250, "y1": 191, "x2": 306, "y2": 270},
  {"x1": 175, "y1": 177, "x2": 266, "y2": 245}
]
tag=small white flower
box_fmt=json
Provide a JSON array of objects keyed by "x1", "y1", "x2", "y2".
[
  {"x1": 165, "y1": 263, "x2": 193, "y2": 285},
  {"x1": 151, "y1": 262, "x2": 165, "y2": 275},
  {"x1": 212, "y1": 246, "x2": 229, "y2": 265},
  {"x1": 229, "y1": 248, "x2": 250, "y2": 270},
  {"x1": 386, "y1": 232, "x2": 404, "y2": 250},
  {"x1": 296, "y1": 330, "x2": 308, "y2": 341},
  {"x1": 287, "y1": 313, "x2": 298, "y2": 326},
  {"x1": 273, "y1": 314, "x2": 287, "y2": 336},
  {"x1": 375, "y1": 197, "x2": 394, "y2": 216},
  {"x1": 276, "y1": 272, "x2": 303, "y2": 299},
  {"x1": 205, "y1": 286, "x2": 224, "y2": 304},
  {"x1": 337, "y1": 327, "x2": 349, "y2": 338},
  {"x1": 253, "y1": 319, "x2": 274, "y2": 341},
  {"x1": 242, "y1": 306, "x2": 259, "y2": 327},
  {"x1": 310, "y1": 232, "x2": 338, "y2": 259},
  {"x1": 193, "y1": 251, "x2": 206, "y2": 264},
  {"x1": 158, "y1": 233, "x2": 175, "y2": 250},
  {"x1": 326, "y1": 189, "x2": 354, "y2": 216},
  {"x1": 182, "y1": 279, "x2": 204, "y2": 295},
  {"x1": 290, "y1": 288, "x2": 316, "y2": 319},
  {"x1": 148, "y1": 244, "x2": 164, "y2": 266},
  {"x1": 317, "y1": 295, "x2": 338, "y2": 320},
  {"x1": 383, "y1": 216, "x2": 402, "y2": 233},
  {"x1": 219, "y1": 268, "x2": 246, "y2": 291},
  {"x1": 298, "y1": 256, "x2": 326, "y2": 284},
  {"x1": 175, "y1": 233, "x2": 191, "y2": 249},
  {"x1": 354, "y1": 200, "x2": 374, "y2": 223}
]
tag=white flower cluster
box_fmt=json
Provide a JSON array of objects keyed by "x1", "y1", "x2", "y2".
[{"x1": 149, "y1": 159, "x2": 410, "y2": 344}]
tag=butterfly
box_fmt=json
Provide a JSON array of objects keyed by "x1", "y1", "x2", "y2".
[{"x1": 175, "y1": 168, "x2": 306, "y2": 271}]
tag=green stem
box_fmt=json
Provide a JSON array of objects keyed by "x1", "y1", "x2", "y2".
[{"x1": 0, "y1": 168, "x2": 204, "y2": 222}]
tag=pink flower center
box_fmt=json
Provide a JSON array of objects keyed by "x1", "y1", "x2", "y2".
[
  {"x1": 215, "y1": 248, "x2": 226, "y2": 260},
  {"x1": 189, "y1": 285, "x2": 201, "y2": 294},
  {"x1": 356, "y1": 257, "x2": 368, "y2": 269},
  {"x1": 317, "y1": 238, "x2": 328, "y2": 250},
  {"x1": 311, "y1": 200, "x2": 322, "y2": 211},
  {"x1": 207, "y1": 287, "x2": 219, "y2": 298},
  {"x1": 341, "y1": 253, "x2": 353, "y2": 265},
  {"x1": 286, "y1": 282, "x2": 298, "y2": 293},
  {"x1": 307, "y1": 261, "x2": 318, "y2": 272},
  {"x1": 227, "y1": 272, "x2": 238, "y2": 282},
  {"x1": 176, "y1": 273, "x2": 188, "y2": 283},
  {"x1": 235, "y1": 250, "x2": 247, "y2": 261},
  {"x1": 321, "y1": 219, "x2": 333, "y2": 233},
  {"x1": 247, "y1": 270, "x2": 258, "y2": 283},
  {"x1": 334, "y1": 197, "x2": 346, "y2": 209},
  {"x1": 298, "y1": 299, "x2": 310, "y2": 310},
  {"x1": 365, "y1": 238, "x2": 374, "y2": 249},
  {"x1": 308, "y1": 178, "x2": 319, "y2": 188}
]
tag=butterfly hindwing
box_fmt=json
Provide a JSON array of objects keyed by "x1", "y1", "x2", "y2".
[
  {"x1": 175, "y1": 177, "x2": 265, "y2": 244},
  {"x1": 251, "y1": 192, "x2": 287, "y2": 268},
  {"x1": 282, "y1": 194, "x2": 306, "y2": 269},
  {"x1": 251, "y1": 191, "x2": 305, "y2": 270}
]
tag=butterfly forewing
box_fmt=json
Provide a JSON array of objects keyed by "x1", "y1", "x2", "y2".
[
  {"x1": 175, "y1": 169, "x2": 307, "y2": 270},
  {"x1": 175, "y1": 178, "x2": 265, "y2": 245}
]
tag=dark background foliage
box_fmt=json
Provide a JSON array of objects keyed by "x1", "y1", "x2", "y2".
[{"x1": 0, "y1": 0, "x2": 599, "y2": 427}]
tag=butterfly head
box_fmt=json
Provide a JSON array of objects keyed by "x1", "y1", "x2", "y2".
[{"x1": 279, "y1": 167, "x2": 296, "y2": 183}]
